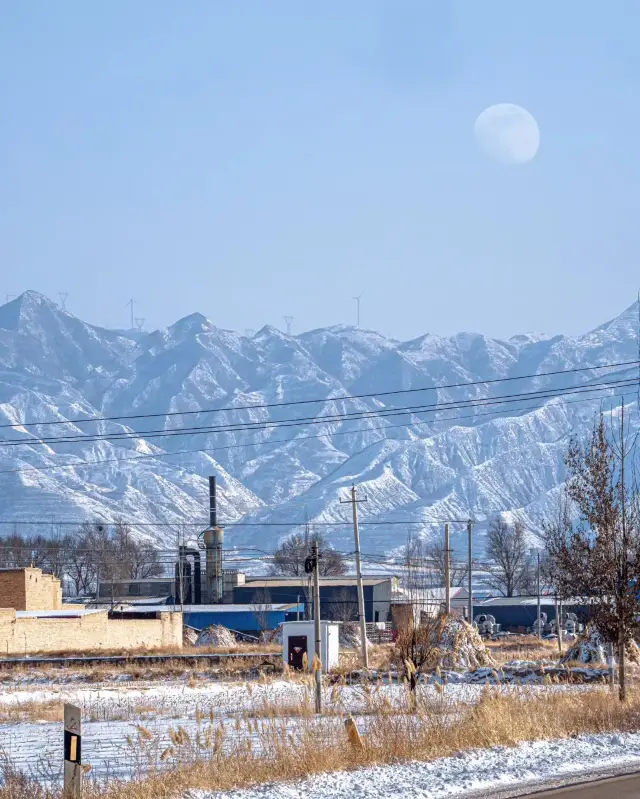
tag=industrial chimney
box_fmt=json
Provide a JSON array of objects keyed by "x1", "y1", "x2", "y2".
[{"x1": 204, "y1": 476, "x2": 224, "y2": 603}]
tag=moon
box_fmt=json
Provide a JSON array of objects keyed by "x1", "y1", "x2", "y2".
[{"x1": 474, "y1": 103, "x2": 540, "y2": 165}]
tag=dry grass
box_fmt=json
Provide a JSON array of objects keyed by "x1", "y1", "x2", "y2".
[
  {"x1": 0, "y1": 653, "x2": 281, "y2": 688},
  {"x1": 0, "y1": 700, "x2": 62, "y2": 725},
  {"x1": 486, "y1": 635, "x2": 559, "y2": 665},
  {"x1": 0, "y1": 642, "x2": 280, "y2": 661},
  {"x1": 3, "y1": 685, "x2": 640, "y2": 799},
  {"x1": 83, "y1": 689, "x2": 640, "y2": 797}
]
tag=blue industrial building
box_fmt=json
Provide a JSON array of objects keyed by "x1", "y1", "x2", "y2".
[
  {"x1": 233, "y1": 577, "x2": 395, "y2": 623},
  {"x1": 476, "y1": 596, "x2": 588, "y2": 632},
  {"x1": 182, "y1": 603, "x2": 302, "y2": 634},
  {"x1": 115, "y1": 602, "x2": 302, "y2": 635}
]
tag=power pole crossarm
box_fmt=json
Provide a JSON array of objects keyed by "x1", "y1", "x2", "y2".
[{"x1": 340, "y1": 485, "x2": 369, "y2": 669}]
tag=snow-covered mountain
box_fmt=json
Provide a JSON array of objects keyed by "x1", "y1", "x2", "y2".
[{"x1": 0, "y1": 290, "x2": 637, "y2": 557}]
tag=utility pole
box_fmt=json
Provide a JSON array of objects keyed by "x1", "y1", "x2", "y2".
[
  {"x1": 619, "y1": 398, "x2": 627, "y2": 701},
  {"x1": 341, "y1": 485, "x2": 369, "y2": 668},
  {"x1": 312, "y1": 540, "x2": 322, "y2": 713},
  {"x1": 444, "y1": 522, "x2": 451, "y2": 615},
  {"x1": 536, "y1": 551, "x2": 541, "y2": 639},
  {"x1": 467, "y1": 519, "x2": 473, "y2": 626}
]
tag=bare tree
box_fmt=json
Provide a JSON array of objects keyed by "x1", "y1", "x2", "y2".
[
  {"x1": 269, "y1": 531, "x2": 347, "y2": 577},
  {"x1": 327, "y1": 587, "x2": 358, "y2": 623},
  {"x1": 395, "y1": 614, "x2": 446, "y2": 698},
  {"x1": 251, "y1": 588, "x2": 272, "y2": 639},
  {"x1": 544, "y1": 410, "x2": 640, "y2": 701},
  {"x1": 485, "y1": 516, "x2": 532, "y2": 596},
  {"x1": 425, "y1": 542, "x2": 469, "y2": 588}
]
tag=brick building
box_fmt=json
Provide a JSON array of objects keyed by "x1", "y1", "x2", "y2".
[
  {"x1": 0, "y1": 567, "x2": 182, "y2": 655},
  {"x1": 0, "y1": 567, "x2": 63, "y2": 611}
]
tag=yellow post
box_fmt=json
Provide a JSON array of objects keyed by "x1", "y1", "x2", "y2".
[{"x1": 344, "y1": 716, "x2": 363, "y2": 749}]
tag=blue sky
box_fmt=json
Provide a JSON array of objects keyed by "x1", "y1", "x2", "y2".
[{"x1": 1, "y1": 1, "x2": 639, "y2": 340}]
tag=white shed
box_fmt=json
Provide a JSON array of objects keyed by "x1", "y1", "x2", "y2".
[{"x1": 281, "y1": 620, "x2": 340, "y2": 672}]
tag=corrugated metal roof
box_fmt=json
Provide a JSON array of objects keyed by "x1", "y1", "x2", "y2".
[
  {"x1": 239, "y1": 577, "x2": 390, "y2": 588},
  {"x1": 477, "y1": 596, "x2": 554, "y2": 607},
  {"x1": 116, "y1": 603, "x2": 300, "y2": 614}
]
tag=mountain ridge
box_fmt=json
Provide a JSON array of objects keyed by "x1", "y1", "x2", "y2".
[{"x1": 0, "y1": 290, "x2": 637, "y2": 558}]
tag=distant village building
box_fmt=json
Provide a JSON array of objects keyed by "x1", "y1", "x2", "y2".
[{"x1": 0, "y1": 567, "x2": 182, "y2": 655}]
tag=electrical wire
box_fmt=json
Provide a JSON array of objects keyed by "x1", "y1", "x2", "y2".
[
  {"x1": 0, "y1": 376, "x2": 636, "y2": 450},
  {"x1": 1, "y1": 358, "x2": 636, "y2": 432},
  {"x1": 0, "y1": 384, "x2": 633, "y2": 478}
]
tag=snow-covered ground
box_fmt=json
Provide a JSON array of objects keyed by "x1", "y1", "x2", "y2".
[
  {"x1": 0, "y1": 678, "x2": 593, "y2": 721},
  {"x1": 195, "y1": 732, "x2": 640, "y2": 799},
  {"x1": 1, "y1": 671, "x2": 637, "y2": 799}
]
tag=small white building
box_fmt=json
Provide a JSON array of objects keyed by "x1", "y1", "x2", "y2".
[{"x1": 281, "y1": 620, "x2": 340, "y2": 672}]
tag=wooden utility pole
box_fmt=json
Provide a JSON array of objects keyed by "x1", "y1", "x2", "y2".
[
  {"x1": 312, "y1": 540, "x2": 322, "y2": 714},
  {"x1": 341, "y1": 484, "x2": 369, "y2": 668},
  {"x1": 444, "y1": 522, "x2": 451, "y2": 614},
  {"x1": 619, "y1": 398, "x2": 627, "y2": 701},
  {"x1": 536, "y1": 551, "x2": 542, "y2": 638},
  {"x1": 467, "y1": 519, "x2": 473, "y2": 626},
  {"x1": 555, "y1": 595, "x2": 562, "y2": 656}
]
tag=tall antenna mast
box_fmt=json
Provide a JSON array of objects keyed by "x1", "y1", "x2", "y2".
[
  {"x1": 58, "y1": 292, "x2": 68, "y2": 311},
  {"x1": 283, "y1": 315, "x2": 294, "y2": 336}
]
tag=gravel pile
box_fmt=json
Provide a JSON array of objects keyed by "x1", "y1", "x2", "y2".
[{"x1": 196, "y1": 624, "x2": 237, "y2": 648}]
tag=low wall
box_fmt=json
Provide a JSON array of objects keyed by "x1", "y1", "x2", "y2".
[{"x1": 0, "y1": 609, "x2": 183, "y2": 655}]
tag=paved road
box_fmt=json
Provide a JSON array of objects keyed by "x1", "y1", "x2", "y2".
[{"x1": 525, "y1": 771, "x2": 640, "y2": 797}]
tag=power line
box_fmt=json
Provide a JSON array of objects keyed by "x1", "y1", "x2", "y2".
[
  {"x1": 0, "y1": 384, "x2": 633, "y2": 478},
  {"x1": 0, "y1": 359, "x2": 636, "y2": 432},
  {"x1": 0, "y1": 376, "x2": 636, "y2": 450}
]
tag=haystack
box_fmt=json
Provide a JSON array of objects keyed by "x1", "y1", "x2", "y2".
[
  {"x1": 436, "y1": 617, "x2": 496, "y2": 671},
  {"x1": 183, "y1": 626, "x2": 199, "y2": 646},
  {"x1": 561, "y1": 623, "x2": 640, "y2": 665},
  {"x1": 196, "y1": 624, "x2": 236, "y2": 648}
]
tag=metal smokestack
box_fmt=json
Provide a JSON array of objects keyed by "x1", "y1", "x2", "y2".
[
  {"x1": 209, "y1": 476, "x2": 217, "y2": 527},
  {"x1": 205, "y1": 475, "x2": 224, "y2": 603}
]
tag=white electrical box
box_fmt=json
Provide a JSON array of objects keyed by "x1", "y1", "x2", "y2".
[{"x1": 281, "y1": 620, "x2": 339, "y2": 672}]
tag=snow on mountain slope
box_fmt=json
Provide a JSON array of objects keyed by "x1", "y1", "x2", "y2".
[{"x1": 0, "y1": 291, "x2": 637, "y2": 553}]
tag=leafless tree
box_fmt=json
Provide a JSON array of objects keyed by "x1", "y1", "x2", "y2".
[
  {"x1": 424, "y1": 542, "x2": 469, "y2": 588},
  {"x1": 251, "y1": 588, "x2": 272, "y2": 639},
  {"x1": 395, "y1": 613, "x2": 446, "y2": 698},
  {"x1": 269, "y1": 530, "x2": 347, "y2": 577},
  {"x1": 544, "y1": 410, "x2": 640, "y2": 700},
  {"x1": 327, "y1": 587, "x2": 358, "y2": 623},
  {"x1": 485, "y1": 516, "x2": 533, "y2": 596}
]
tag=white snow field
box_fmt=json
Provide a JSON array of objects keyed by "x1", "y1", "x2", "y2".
[
  {"x1": 0, "y1": 678, "x2": 603, "y2": 782},
  {"x1": 195, "y1": 732, "x2": 640, "y2": 799}
]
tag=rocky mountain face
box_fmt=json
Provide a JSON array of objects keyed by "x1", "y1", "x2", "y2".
[{"x1": 0, "y1": 290, "x2": 637, "y2": 558}]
